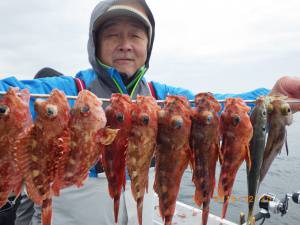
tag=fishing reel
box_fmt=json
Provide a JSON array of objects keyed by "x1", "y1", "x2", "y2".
[
  {"x1": 252, "y1": 191, "x2": 300, "y2": 225},
  {"x1": 258, "y1": 193, "x2": 289, "y2": 216}
]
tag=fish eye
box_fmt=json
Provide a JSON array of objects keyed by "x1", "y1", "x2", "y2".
[
  {"x1": 267, "y1": 104, "x2": 274, "y2": 114},
  {"x1": 81, "y1": 105, "x2": 90, "y2": 114},
  {"x1": 262, "y1": 110, "x2": 267, "y2": 117},
  {"x1": 281, "y1": 104, "x2": 291, "y2": 115},
  {"x1": 46, "y1": 105, "x2": 58, "y2": 117},
  {"x1": 141, "y1": 115, "x2": 150, "y2": 125},
  {"x1": 206, "y1": 115, "x2": 213, "y2": 124},
  {"x1": 116, "y1": 112, "x2": 124, "y2": 122},
  {"x1": 262, "y1": 126, "x2": 266, "y2": 132},
  {"x1": 0, "y1": 105, "x2": 9, "y2": 116},
  {"x1": 232, "y1": 115, "x2": 240, "y2": 126},
  {"x1": 172, "y1": 117, "x2": 183, "y2": 129}
]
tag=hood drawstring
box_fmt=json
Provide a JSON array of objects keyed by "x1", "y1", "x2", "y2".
[{"x1": 97, "y1": 59, "x2": 147, "y2": 98}]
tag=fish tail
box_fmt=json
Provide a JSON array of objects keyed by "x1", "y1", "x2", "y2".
[
  {"x1": 42, "y1": 198, "x2": 52, "y2": 225},
  {"x1": 114, "y1": 197, "x2": 120, "y2": 223},
  {"x1": 194, "y1": 188, "x2": 203, "y2": 206},
  {"x1": 51, "y1": 181, "x2": 61, "y2": 196},
  {"x1": 247, "y1": 206, "x2": 254, "y2": 223},
  {"x1": 137, "y1": 197, "x2": 144, "y2": 225},
  {"x1": 218, "y1": 178, "x2": 224, "y2": 198},
  {"x1": 164, "y1": 215, "x2": 172, "y2": 225},
  {"x1": 222, "y1": 196, "x2": 229, "y2": 219},
  {"x1": 202, "y1": 202, "x2": 210, "y2": 225}
]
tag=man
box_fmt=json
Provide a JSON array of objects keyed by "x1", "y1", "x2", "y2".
[{"x1": 1, "y1": 0, "x2": 300, "y2": 225}]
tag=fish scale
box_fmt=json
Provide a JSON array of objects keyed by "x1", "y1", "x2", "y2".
[
  {"x1": 154, "y1": 95, "x2": 191, "y2": 225},
  {"x1": 19, "y1": 89, "x2": 71, "y2": 225},
  {"x1": 260, "y1": 96, "x2": 293, "y2": 183},
  {"x1": 218, "y1": 98, "x2": 253, "y2": 220},
  {"x1": 127, "y1": 95, "x2": 159, "y2": 225},
  {"x1": 247, "y1": 96, "x2": 269, "y2": 222},
  {"x1": 102, "y1": 93, "x2": 133, "y2": 223},
  {"x1": 0, "y1": 88, "x2": 32, "y2": 208},
  {"x1": 53, "y1": 90, "x2": 117, "y2": 192},
  {"x1": 190, "y1": 92, "x2": 221, "y2": 225}
]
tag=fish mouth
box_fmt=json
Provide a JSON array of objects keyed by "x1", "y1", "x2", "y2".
[{"x1": 0, "y1": 105, "x2": 9, "y2": 116}]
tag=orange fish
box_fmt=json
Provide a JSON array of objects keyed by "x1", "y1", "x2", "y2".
[
  {"x1": 20, "y1": 89, "x2": 70, "y2": 225},
  {"x1": 53, "y1": 90, "x2": 117, "y2": 192},
  {"x1": 154, "y1": 95, "x2": 192, "y2": 225},
  {"x1": 190, "y1": 93, "x2": 221, "y2": 225},
  {"x1": 218, "y1": 98, "x2": 253, "y2": 219},
  {"x1": 0, "y1": 87, "x2": 32, "y2": 208},
  {"x1": 127, "y1": 95, "x2": 159, "y2": 225},
  {"x1": 102, "y1": 93, "x2": 133, "y2": 223}
]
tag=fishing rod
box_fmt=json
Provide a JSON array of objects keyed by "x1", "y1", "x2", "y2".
[
  {"x1": 243, "y1": 191, "x2": 300, "y2": 225},
  {"x1": 1, "y1": 91, "x2": 300, "y2": 104}
]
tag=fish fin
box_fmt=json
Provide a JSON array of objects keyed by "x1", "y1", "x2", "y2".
[
  {"x1": 260, "y1": 127, "x2": 286, "y2": 183},
  {"x1": 137, "y1": 197, "x2": 144, "y2": 225},
  {"x1": 222, "y1": 196, "x2": 230, "y2": 219},
  {"x1": 217, "y1": 143, "x2": 223, "y2": 165},
  {"x1": 51, "y1": 181, "x2": 61, "y2": 196},
  {"x1": 220, "y1": 138, "x2": 226, "y2": 164},
  {"x1": 285, "y1": 131, "x2": 289, "y2": 156},
  {"x1": 246, "y1": 145, "x2": 252, "y2": 170},
  {"x1": 145, "y1": 178, "x2": 149, "y2": 193},
  {"x1": 114, "y1": 197, "x2": 120, "y2": 223},
  {"x1": 98, "y1": 128, "x2": 119, "y2": 145},
  {"x1": 194, "y1": 189, "x2": 203, "y2": 206},
  {"x1": 218, "y1": 178, "x2": 224, "y2": 198},
  {"x1": 25, "y1": 182, "x2": 43, "y2": 205},
  {"x1": 42, "y1": 198, "x2": 52, "y2": 225},
  {"x1": 202, "y1": 203, "x2": 210, "y2": 225}
]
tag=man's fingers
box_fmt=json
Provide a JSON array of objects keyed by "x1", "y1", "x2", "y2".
[
  {"x1": 289, "y1": 100, "x2": 300, "y2": 113},
  {"x1": 271, "y1": 76, "x2": 300, "y2": 98}
]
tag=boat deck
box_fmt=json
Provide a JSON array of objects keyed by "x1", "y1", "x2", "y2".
[{"x1": 153, "y1": 198, "x2": 237, "y2": 225}]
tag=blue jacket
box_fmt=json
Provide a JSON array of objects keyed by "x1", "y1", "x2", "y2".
[{"x1": 0, "y1": 68, "x2": 269, "y2": 104}]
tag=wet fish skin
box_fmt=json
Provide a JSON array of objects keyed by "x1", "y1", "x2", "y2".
[
  {"x1": 218, "y1": 98, "x2": 253, "y2": 219},
  {"x1": 22, "y1": 89, "x2": 71, "y2": 225},
  {"x1": 260, "y1": 96, "x2": 293, "y2": 184},
  {"x1": 102, "y1": 93, "x2": 133, "y2": 223},
  {"x1": 53, "y1": 90, "x2": 116, "y2": 193},
  {"x1": 247, "y1": 96, "x2": 269, "y2": 221},
  {"x1": 190, "y1": 92, "x2": 221, "y2": 225},
  {"x1": 0, "y1": 87, "x2": 33, "y2": 208},
  {"x1": 127, "y1": 95, "x2": 159, "y2": 225},
  {"x1": 154, "y1": 95, "x2": 192, "y2": 225}
]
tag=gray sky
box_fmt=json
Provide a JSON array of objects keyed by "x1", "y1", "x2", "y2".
[{"x1": 0, "y1": 0, "x2": 300, "y2": 93}]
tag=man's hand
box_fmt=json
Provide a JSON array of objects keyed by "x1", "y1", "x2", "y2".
[{"x1": 271, "y1": 76, "x2": 300, "y2": 112}]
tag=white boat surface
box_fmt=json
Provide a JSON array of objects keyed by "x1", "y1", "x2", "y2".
[{"x1": 153, "y1": 195, "x2": 237, "y2": 225}]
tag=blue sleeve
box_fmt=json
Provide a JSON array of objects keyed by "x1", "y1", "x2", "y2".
[
  {"x1": 0, "y1": 76, "x2": 78, "y2": 117},
  {"x1": 151, "y1": 81, "x2": 195, "y2": 100},
  {"x1": 151, "y1": 81, "x2": 270, "y2": 107},
  {"x1": 0, "y1": 76, "x2": 78, "y2": 95}
]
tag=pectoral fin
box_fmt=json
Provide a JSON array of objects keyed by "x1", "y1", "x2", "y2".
[
  {"x1": 98, "y1": 128, "x2": 119, "y2": 145},
  {"x1": 246, "y1": 145, "x2": 252, "y2": 170}
]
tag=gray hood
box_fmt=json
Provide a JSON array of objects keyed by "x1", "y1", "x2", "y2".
[{"x1": 87, "y1": 0, "x2": 155, "y2": 77}]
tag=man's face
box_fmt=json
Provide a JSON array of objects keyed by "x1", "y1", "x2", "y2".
[{"x1": 97, "y1": 17, "x2": 148, "y2": 76}]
